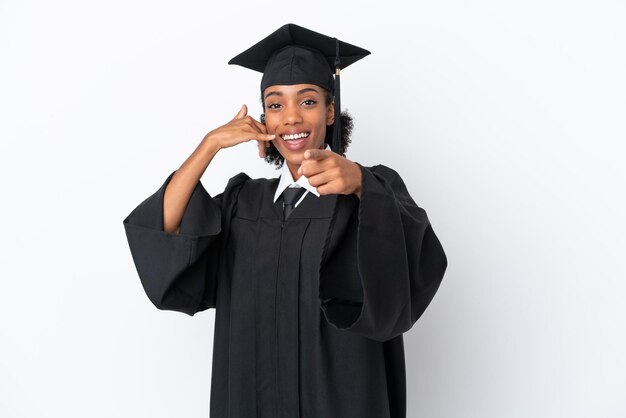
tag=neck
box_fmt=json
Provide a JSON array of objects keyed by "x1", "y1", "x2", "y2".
[{"x1": 286, "y1": 161, "x2": 301, "y2": 182}]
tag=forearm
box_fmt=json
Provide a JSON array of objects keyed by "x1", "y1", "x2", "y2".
[{"x1": 163, "y1": 135, "x2": 221, "y2": 234}]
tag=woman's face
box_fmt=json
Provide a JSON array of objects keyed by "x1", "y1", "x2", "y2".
[{"x1": 263, "y1": 83, "x2": 334, "y2": 167}]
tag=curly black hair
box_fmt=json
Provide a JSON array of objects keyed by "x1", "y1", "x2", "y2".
[{"x1": 259, "y1": 89, "x2": 354, "y2": 169}]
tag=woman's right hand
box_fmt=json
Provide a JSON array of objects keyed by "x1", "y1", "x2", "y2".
[{"x1": 202, "y1": 104, "x2": 275, "y2": 151}]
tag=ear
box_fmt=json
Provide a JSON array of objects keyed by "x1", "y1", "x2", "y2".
[{"x1": 326, "y1": 102, "x2": 335, "y2": 126}]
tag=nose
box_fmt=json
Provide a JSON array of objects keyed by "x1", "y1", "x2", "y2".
[{"x1": 282, "y1": 103, "x2": 303, "y2": 126}]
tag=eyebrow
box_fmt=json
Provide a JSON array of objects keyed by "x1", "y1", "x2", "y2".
[{"x1": 264, "y1": 87, "x2": 319, "y2": 99}]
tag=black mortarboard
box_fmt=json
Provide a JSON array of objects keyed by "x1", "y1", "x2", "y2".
[{"x1": 228, "y1": 23, "x2": 370, "y2": 154}]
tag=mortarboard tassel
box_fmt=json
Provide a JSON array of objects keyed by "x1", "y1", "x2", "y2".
[{"x1": 332, "y1": 38, "x2": 341, "y2": 154}]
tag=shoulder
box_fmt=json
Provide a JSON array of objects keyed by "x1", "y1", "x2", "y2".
[
  {"x1": 358, "y1": 163, "x2": 419, "y2": 208},
  {"x1": 367, "y1": 164, "x2": 401, "y2": 178},
  {"x1": 359, "y1": 163, "x2": 406, "y2": 188},
  {"x1": 225, "y1": 172, "x2": 278, "y2": 198},
  {"x1": 224, "y1": 173, "x2": 278, "y2": 219},
  {"x1": 225, "y1": 172, "x2": 251, "y2": 190}
]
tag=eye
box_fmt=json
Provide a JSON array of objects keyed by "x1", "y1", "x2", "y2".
[
  {"x1": 267, "y1": 103, "x2": 282, "y2": 110},
  {"x1": 302, "y1": 99, "x2": 317, "y2": 106}
]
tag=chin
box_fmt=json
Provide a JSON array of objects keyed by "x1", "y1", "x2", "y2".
[{"x1": 283, "y1": 153, "x2": 305, "y2": 166}]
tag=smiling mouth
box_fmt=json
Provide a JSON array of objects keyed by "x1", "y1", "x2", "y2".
[{"x1": 281, "y1": 132, "x2": 310, "y2": 141}]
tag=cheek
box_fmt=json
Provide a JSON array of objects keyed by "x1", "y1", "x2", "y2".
[
  {"x1": 318, "y1": 114, "x2": 329, "y2": 134},
  {"x1": 264, "y1": 118, "x2": 278, "y2": 133},
  {"x1": 310, "y1": 110, "x2": 327, "y2": 128}
]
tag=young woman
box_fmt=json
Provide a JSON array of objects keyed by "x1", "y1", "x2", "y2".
[{"x1": 123, "y1": 23, "x2": 447, "y2": 418}]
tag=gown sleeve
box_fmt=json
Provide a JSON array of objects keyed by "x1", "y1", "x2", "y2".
[
  {"x1": 319, "y1": 164, "x2": 448, "y2": 342},
  {"x1": 122, "y1": 170, "x2": 249, "y2": 316}
]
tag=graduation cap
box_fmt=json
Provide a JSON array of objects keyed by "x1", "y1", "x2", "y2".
[{"x1": 228, "y1": 23, "x2": 370, "y2": 154}]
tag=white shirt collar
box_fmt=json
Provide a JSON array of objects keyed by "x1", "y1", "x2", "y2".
[{"x1": 273, "y1": 143, "x2": 331, "y2": 203}]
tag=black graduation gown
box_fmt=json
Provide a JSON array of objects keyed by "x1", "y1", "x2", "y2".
[{"x1": 122, "y1": 163, "x2": 447, "y2": 418}]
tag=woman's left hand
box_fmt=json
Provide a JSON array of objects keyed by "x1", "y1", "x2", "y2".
[{"x1": 298, "y1": 149, "x2": 363, "y2": 199}]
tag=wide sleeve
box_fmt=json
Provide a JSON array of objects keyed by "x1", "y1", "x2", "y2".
[
  {"x1": 122, "y1": 170, "x2": 249, "y2": 316},
  {"x1": 319, "y1": 164, "x2": 448, "y2": 342}
]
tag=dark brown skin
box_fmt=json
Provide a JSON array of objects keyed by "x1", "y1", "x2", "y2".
[{"x1": 163, "y1": 83, "x2": 362, "y2": 234}]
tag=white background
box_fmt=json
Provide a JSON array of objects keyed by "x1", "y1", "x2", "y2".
[{"x1": 1, "y1": 1, "x2": 625, "y2": 417}]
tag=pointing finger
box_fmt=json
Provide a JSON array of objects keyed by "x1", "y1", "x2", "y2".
[{"x1": 303, "y1": 149, "x2": 329, "y2": 160}]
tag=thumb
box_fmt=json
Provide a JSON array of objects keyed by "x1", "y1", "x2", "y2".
[{"x1": 233, "y1": 104, "x2": 247, "y2": 120}]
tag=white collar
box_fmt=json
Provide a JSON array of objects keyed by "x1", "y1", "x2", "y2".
[{"x1": 273, "y1": 143, "x2": 331, "y2": 203}]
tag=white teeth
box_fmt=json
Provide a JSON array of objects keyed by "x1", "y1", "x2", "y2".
[{"x1": 282, "y1": 132, "x2": 310, "y2": 140}]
